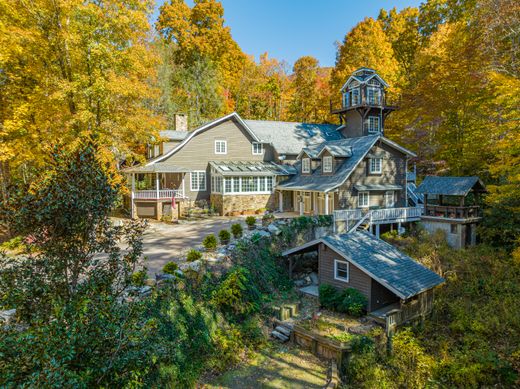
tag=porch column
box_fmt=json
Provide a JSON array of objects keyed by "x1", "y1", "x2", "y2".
[
  {"x1": 278, "y1": 191, "x2": 283, "y2": 212},
  {"x1": 325, "y1": 192, "x2": 329, "y2": 215},
  {"x1": 155, "y1": 173, "x2": 160, "y2": 199},
  {"x1": 155, "y1": 173, "x2": 161, "y2": 221},
  {"x1": 375, "y1": 224, "x2": 380, "y2": 238},
  {"x1": 131, "y1": 173, "x2": 136, "y2": 219},
  {"x1": 313, "y1": 192, "x2": 317, "y2": 215}
]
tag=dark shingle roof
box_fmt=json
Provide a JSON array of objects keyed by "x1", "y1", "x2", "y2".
[
  {"x1": 276, "y1": 135, "x2": 379, "y2": 192},
  {"x1": 245, "y1": 120, "x2": 342, "y2": 155},
  {"x1": 159, "y1": 130, "x2": 189, "y2": 141},
  {"x1": 284, "y1": 231, "x2": 445, "y2": 299},
  {"x1": 416, "y1": 176, "x2": 486, "y2": 196}
]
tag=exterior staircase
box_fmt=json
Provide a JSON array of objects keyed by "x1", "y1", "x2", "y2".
[
  {"x1": 271, "y1": 321, "x2": 294, "y2": 342},
  {"x1": 407, "y1": 182, "x2": 424, "y2": 206}
]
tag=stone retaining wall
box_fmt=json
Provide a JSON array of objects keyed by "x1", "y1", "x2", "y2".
[{"x1": 210, "y1": 193, "x2": 275, "y2": 216}]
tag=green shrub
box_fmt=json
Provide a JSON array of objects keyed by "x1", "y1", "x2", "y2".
[
  {"x1": 336, "y1": 288, "x2": 367, "y2": 316},
  {"x1": 230, "y1": 223, "x2": 243, "y2": 238},
  {"x1": 319, "y1": 284, "x2": 340, "y2": 309},
  {"x1": 202, "y1": 234, "x2": 217, "y2": 251},
  {"x1": 131, "y1": 270, "x2": 148, "y2": 286},
  {"x1": 218, "y1": 229, "x2": 231, "y2": 245},
  {"x1": 163, "y1": 261, "x2": 178, "y2": 274},
  {"x1": 212, "y1": 266, "x2": 261, "y2": 318},
  {"x1": 245, "y1": 216, "x2": 256, "y2": 228},
  {"x1": 0, "y1": 236, "x2": 25, "y2": 251},
  {"x1": 186, "y1": 248, "x2": 203, "y2": 262}
]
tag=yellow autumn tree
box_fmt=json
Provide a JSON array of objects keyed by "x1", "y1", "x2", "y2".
[
  {"x1": 0, "y1": 0, "x2": 162, "y2": 194},
  {"x1": 331, "y1": 17, "x2": 400, "y2": 95},
  {"x1": 157, "y1": 0, "x2": 246, "y2": 111}
]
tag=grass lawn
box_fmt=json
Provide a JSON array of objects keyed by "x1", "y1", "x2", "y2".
[{"x1": 203, "y1": 343, "x2": 328, "y2": 389}]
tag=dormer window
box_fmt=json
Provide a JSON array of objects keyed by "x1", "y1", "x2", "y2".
[
  {"x1": 365, "y1": 116, "x2": 380, "y2": 133},
  {"x1": 367, "y1": 86, "x2": 381, "y2": 105},
  {"x1": 302, "y1": 158, "x2": 311, "y2": 173},
  {"x1": 323, "y1": 156, "x2": 333, "y2": 173}
]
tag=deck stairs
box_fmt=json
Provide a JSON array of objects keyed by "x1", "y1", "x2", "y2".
[
  {"x1": 348, "y1": 212, "x2": 371, "y2": 233},
  {"x1": 271, "y1": 321, "x2": 294, "y2": 342},
  {"x1": 407, "y1": 182, "x2": 424, "y2": 206}
]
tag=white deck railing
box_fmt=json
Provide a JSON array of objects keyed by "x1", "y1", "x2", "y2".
[
  {"x1": 133, "y1": 189, "x2": 185, "y2": 200},
  {"x1": 334, "y1": 206, "x2": 423, "y2": 223}
]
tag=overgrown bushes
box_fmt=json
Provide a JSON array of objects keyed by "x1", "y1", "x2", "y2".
[{"x1": 318, "y1": 284, "x2": 367, "y2": 316}]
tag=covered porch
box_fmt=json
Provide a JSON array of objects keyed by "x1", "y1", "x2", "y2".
[
  {"x1": 276, "y1": 189, "x2": 335, "y2": 216},
  {"x1": 123, "y1": 163, "x2": 191, "y2": 220}
]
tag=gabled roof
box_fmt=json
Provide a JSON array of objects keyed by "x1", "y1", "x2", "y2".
[
  {"x1": 149, "y1": 112, "x2": 260, "y2": 165},
  {"x1": 340, "y1": 68, "x2": 389, "y2": 92},
  {"x1": 209, "y1": 160, "x2": 296, "y2": 176},
  {"x1": 317, "y1": 144, "x2": 353, "y2": 158},
  {"x1": 122, "y1": 163, "x2": 191, "y2": 174},
  {"x1": 416, "y1": 176, "x2": 486, "y2": 196},
  {"x1": 245, "y1": 120, "x2": 342, "y2": 155},
  {"x1": 283, "y1": 231, "x2": 445, "y2": 300},
  {"x1": 276, "y1": 136, "x2": 415, "y2": 192}
]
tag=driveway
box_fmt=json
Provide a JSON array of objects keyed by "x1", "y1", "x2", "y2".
[{"x1": 140, "y1": 217, "x2": 246, "y2": 275}]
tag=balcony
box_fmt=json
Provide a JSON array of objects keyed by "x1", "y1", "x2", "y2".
[
  {"x1": 423, "y1": 205, "x2": 481, "y2": 220},
  {"x1": 133, "y1": 189, "x2": 186, "y2": 200},
  {"x1": 330, "y1": 96, "x2": 398, "y2": 114}
]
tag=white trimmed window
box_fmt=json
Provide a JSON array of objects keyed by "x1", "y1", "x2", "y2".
[
  {"x1": 351, "y1": 88, "x2": 360, "y2": 105},
  {"x1": 190, "y1": 171, "x2": 206, "y2": 191},
  {"x1": 358, "y1": 191, "x2": 369, "y2": 208},
  {"x1": 323, "y1": 156, "x2": 333, "y2": 173},
  {"x1": 334, "y1": 260, "x2": 349, "y2": 282},
  {"x1": 367, "y1": 86, "x2": 381, "y2": 105},
  {"x1": 302, "y1": 158, "x2": 311, "y2": 173},
  {"x1": 215, "y1": 140, "x2": 227, "y2": 154},
  {"x1": 252, "y1": 142, "x2": 263, "y2": 155},
  {"x1": 369, "y1": 158, "x2": 382, "y2": 174},
  {"x1": 365, "y1": 116, "x2": 380, "y2": 133},
  {"x1": 385, "y1": 191, "x2": 395, "y2": 207}
]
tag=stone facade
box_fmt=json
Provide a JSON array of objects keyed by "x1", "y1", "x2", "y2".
[
  {"x1": 211, "y1": 193, "x2": 276, "y2": 216},
  {"x1": 420, "y1": 218, "x2": 477, "y2": 249}
]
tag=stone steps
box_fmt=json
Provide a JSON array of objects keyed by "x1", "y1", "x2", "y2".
[{"x1": 270, "y1": 321, "x2": 293, "y2": 343}]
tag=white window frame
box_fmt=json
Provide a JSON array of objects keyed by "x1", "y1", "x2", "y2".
[
  {"x1": 190, "y1": 171, "x2": 206, "y2": 191},
  {"x1": 334, "y1": 259, "x2": 350, "y2": 282},
  {"x1": 369, "y1": 158, "x2": 382, "y2": 174},
  {"x1": 366, "y1": 116, "x2": 380, "y2": 133},
  {"x1": 214, "y1": 140, "x2": 227, "y2": 155},
  {"x1": 252, "y1": 142, "x2": 263, "y2": 155},
  {"x1": 367, "y1": 86, "x2": 381, "y2": 105},
  {"x1": 358, "y1": 191, "x2": 369, "y2": 208},
  {"x1": 323, "y1": 156, "x2": 333, "y2": 173},
  {"x1": 385, "y1": 191, "x2": 395, "y2": 207},
  {"x1": 302, "y1": 158, "x2": 311, "y2": 173}
]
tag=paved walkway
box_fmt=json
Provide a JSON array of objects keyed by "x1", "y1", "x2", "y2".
[{"x1": 139, "y1": 217, "x2": 245, "y2": 275}]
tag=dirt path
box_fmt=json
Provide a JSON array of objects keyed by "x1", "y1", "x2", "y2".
[{"x1": 204, "y1": 343, "x2": 328, "y2": 389}]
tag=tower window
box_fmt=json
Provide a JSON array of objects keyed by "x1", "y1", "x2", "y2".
[
  {"x1": 351, "y1": 89, "x2": 360, "y2": 105},
  {"x1": 365, "y1": 116, "x2": 380, "y2": 133},
  {"x1": 367, "y1": 86, "x2": 381, "y2": 105}
]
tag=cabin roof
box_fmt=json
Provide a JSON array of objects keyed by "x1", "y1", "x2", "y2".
[
  {"x1": 416, "y1": 176, "x2": 486, "y2": 196},
  {"x1": 283, "y1": 231, "x2": 445, "y2": 300},
  {"x1": 245, "y1": 120, "x2": 342, "y2": 155},
  {"x1": 209, "y1": 160, "x2": 296, "y2": 176},
  {"x1": 122, "y1": 162, "x2": 191, "y2": 174}
]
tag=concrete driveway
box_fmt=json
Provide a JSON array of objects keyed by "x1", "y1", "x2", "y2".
[{"x1": 140, "y1": 217, "x2": 246, "y2": 275}]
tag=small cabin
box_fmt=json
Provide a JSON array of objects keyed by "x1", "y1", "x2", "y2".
[
  {"x1": 283, "y1": 232, "x2": 444, "y2": 330},
  {"x1": 416, "y1": 176, "x2": 487, "y2": 249}
]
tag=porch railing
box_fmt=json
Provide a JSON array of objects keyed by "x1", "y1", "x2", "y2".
[
  {"x1": 424, "y1": 205, "x2": 480, "y2": 219},
  {"x1": 133, "y1": 189, "x2": 185, "y2": 200},
  {"x1": 334, "y1": 206, "x2": 423, "y2": 223}
]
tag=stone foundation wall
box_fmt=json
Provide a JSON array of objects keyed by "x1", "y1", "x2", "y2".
[{"x1": 210, "y1": 193, "x2": 275, "y2": 216}]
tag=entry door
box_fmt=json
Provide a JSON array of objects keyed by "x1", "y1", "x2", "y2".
[{"x1": 385, "y1": 191, "x2": 395, "y2": 208}]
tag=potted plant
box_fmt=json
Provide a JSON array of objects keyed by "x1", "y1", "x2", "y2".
[
  {"x1": 245, "y1": 216, "x2": 256, "y2": 230},
  {"x1": 186, "y1": 249, "x2": 203, "y2": 262},
  {"x1": 202, "y1": 234, "x2": 218, "y2": 251},
  {"x1": 218, "y1": 229, "x2": 231, "y2": 245},
  {"x1": 231, "y1": 223, "x2": 243, "y2": 238},
  {"x1": 163, "y1": 261, "x2": 179, "y2": 274}
]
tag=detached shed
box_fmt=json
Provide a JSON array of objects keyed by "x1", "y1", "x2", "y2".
[{"x1": 283, "y1": 232, "x2": 444, "y2": 327}]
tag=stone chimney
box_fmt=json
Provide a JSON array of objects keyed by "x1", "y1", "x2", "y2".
[{"x1": 174, "y1": 113, "x2": 188, "y2": 131}]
